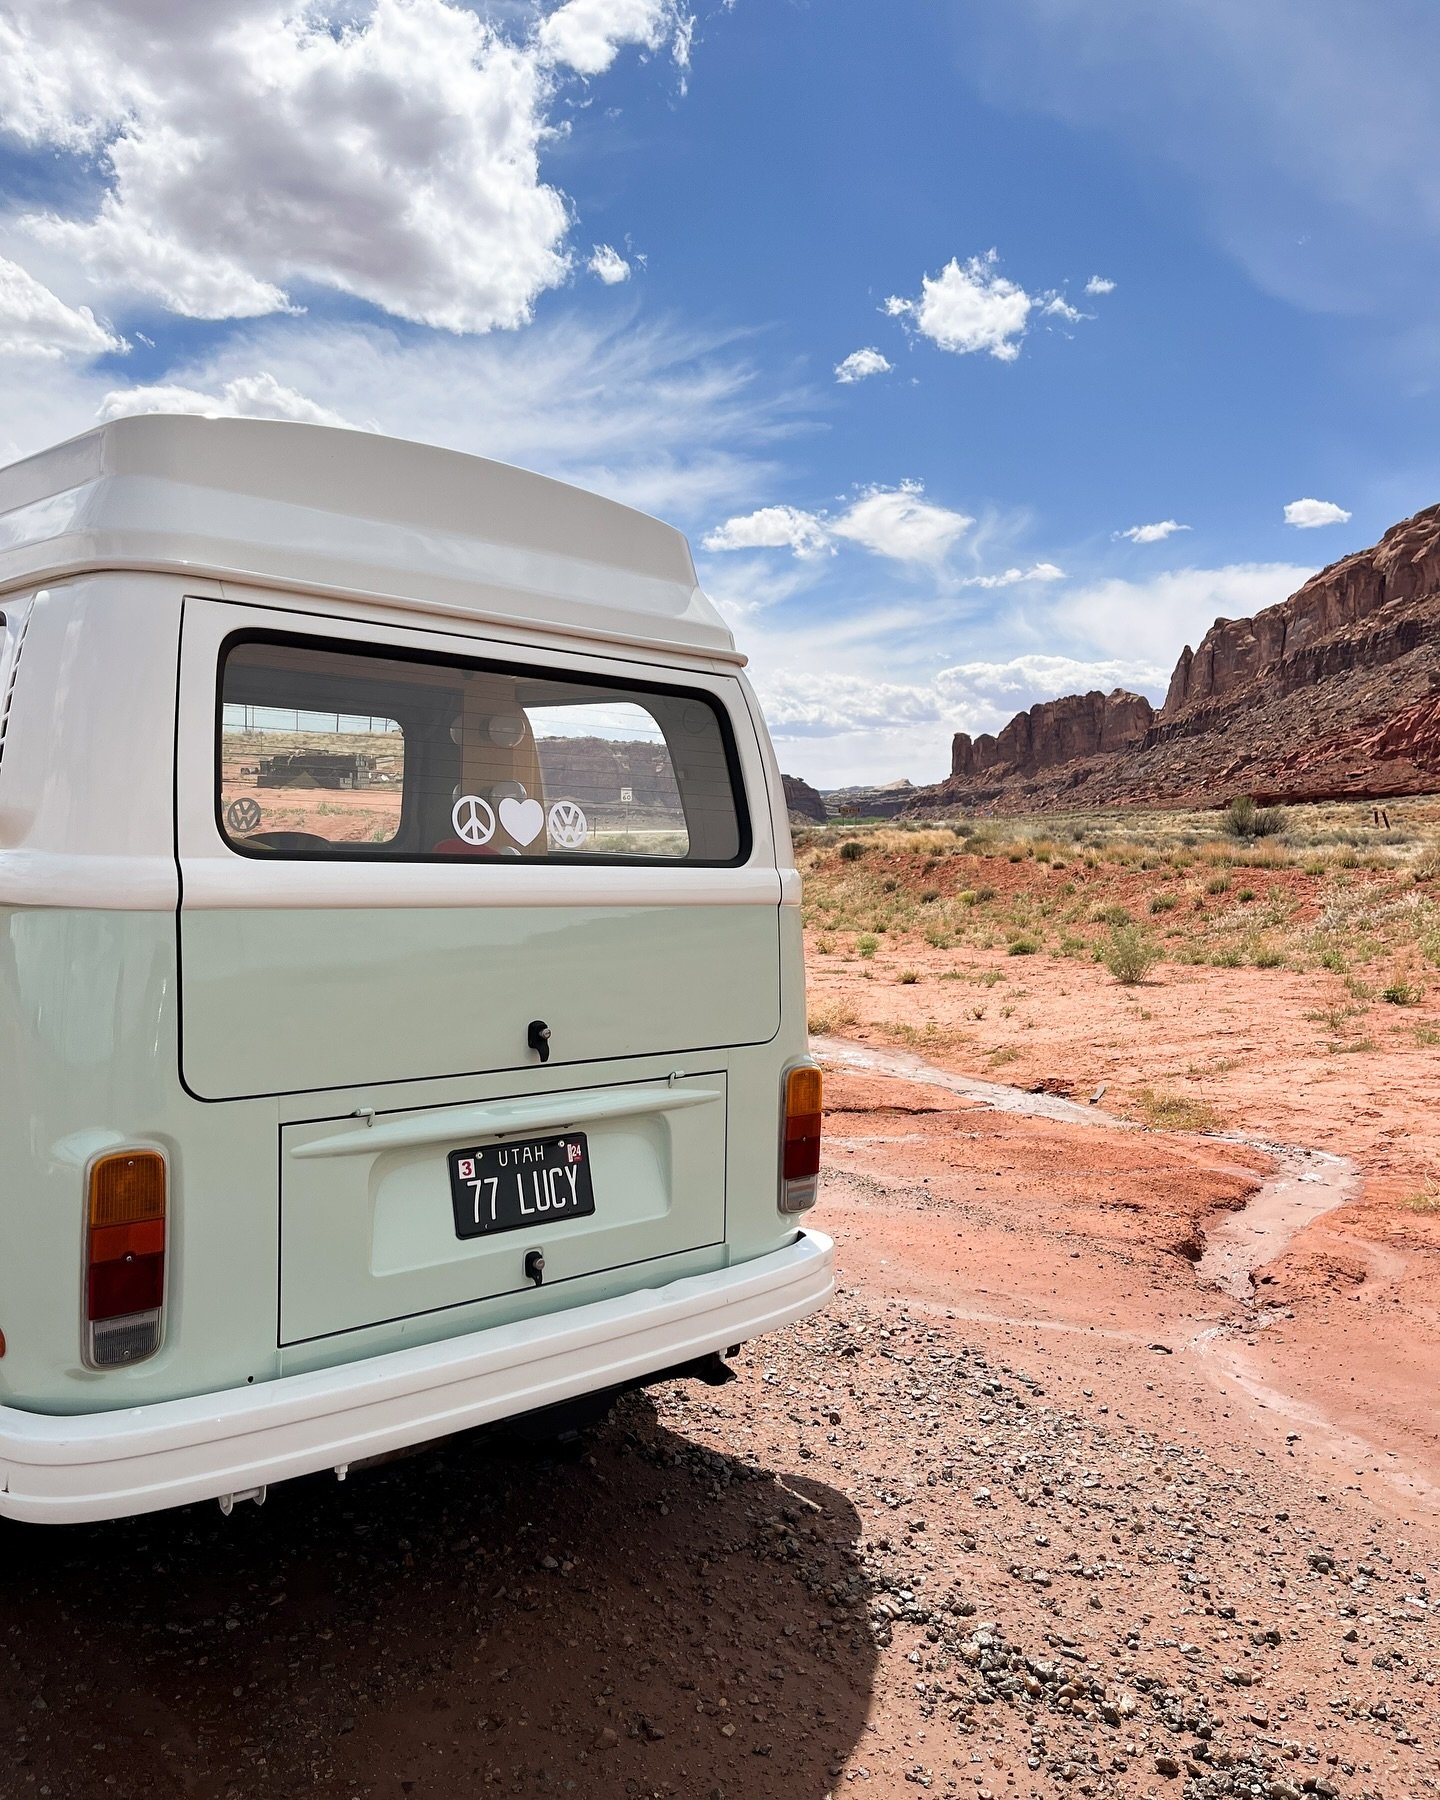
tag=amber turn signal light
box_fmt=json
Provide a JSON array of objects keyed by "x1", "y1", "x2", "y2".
[{"x1": 780, "y1": 1064, "x2": 823, "y2": 1214}]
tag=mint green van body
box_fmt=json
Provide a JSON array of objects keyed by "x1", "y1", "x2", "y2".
[{"x1": 0, "y1": 416, "x2": 830, "y2": 1524}]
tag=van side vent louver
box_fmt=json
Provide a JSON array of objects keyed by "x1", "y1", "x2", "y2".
[{"x1": 0, "y1": 607, "x2": 31, "y2": 776}]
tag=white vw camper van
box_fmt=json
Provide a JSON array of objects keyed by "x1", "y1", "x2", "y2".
[{"x1": 0, "y1": 415, "x2": 831, "y2": 1525}]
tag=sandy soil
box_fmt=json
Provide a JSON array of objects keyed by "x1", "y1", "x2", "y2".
[
  {"x1": 2, "y1": 946, "x2": 1438, "y2": 1799},
  {"x1": 806, "y1": 934, "x2": 1440, "y2": 1500}
]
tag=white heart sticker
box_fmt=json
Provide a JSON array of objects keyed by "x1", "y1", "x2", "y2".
[{"x1": 498, "y1": 795, "x2": 544, "y2": 846}]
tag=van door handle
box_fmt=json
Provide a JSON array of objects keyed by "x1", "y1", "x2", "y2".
[{"x1": 527, "y1": 1020, "x2": 552, "y2": 1064}]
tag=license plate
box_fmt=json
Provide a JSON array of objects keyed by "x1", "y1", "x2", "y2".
[{"x1": 448, "y1": 1132, "x2": 595, "y2": 1240}]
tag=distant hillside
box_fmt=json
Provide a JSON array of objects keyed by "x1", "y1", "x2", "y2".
[{"x1": 909, "y1": 503, "x2": 1440, "y2": 814}]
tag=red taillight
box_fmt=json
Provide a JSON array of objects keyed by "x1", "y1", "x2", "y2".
[
  {"x1": 780, "y1": 1065, "x2": 823, "y2": 1214},
  {"x1": 85, "y1": 1151, "x2": 167, "y2": 1368}
]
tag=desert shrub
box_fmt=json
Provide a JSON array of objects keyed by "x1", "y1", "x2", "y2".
[
  {"x1": 952, "y1": 823, "x2": 975, "y2": 838},
  {"x1": 808, "y1": 1000, "x2": 858, "y2": 1033},
  {"x1": 1223, "y1": 796, "x2": 1289, "y2": 839},
  {"x1": 1211, "y1": 947, "x2": 1244, "y2": 968},
  {"x1": 882, "y1": 877, "x2": 899, "y2": 892},
  {"x1": 1319, "y1": 948, "x2": 1348, "y2": 973},
  {"x1": 1205, "y1": 873, "x2": 1231, "y2": 896},
  {"x1": 1404, "y1": 1182, "x2": 1440, "y2": 1215},
  {"x1": 973, "y1": 884, "x2": 997, "y2": 903},
  {"x1": 1252, "y1": 944, "x2": 1286, "y2": 969},
  {"x1": 1149, "y1": 891, "x2": 1179, "y2": 914},
  {"x1": 1412, "y1": 850, "x2": 1440, "y2": 885},
  {"x1": 1007, "y1": 937, "x2": 1039, "y2": 956},
  {"x1": 1101, "y1": 924, "x2": 1160, "y2": 985},
  {"x1": 955, "y1": 890, "x2": 979, "y2": 907},
  {"x1": 814, "y1": 935, "x2": 833, "y2": 955},
  {"x1": 1092, "y1": 901, "x2": 1132, "y2": 927},
  {"x1": 987, "y1": 1046, "x2": 1020, "y2": 1066},
  {"x1": 1382, "y1": 977, "x2": 1424, "y2": 1005},
  {"x1": 856, "y1": 933, "x2": 878, "y2": 958},
  {"x1": 1236, "y1": 887, "x2": 1256, "y2": 903},
  {"x1": 923, "y1": 925, "x2": 951, "y2": 949},
  {"x1": 898, "y1": 968, "x2": 920, "y2": 984},
  {"x1": 920, "y1": 888, "x2": 940, "y2": 903},
  {"x1": 838, "y1": 840, "x2": 867, "y2": 862}
]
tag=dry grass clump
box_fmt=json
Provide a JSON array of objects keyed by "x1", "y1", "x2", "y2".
[
  {"x1": 1403, "y1": 1180, "x2": 1440, "y2": 1215},
  {"x1": 1133, "y1": 1086, "x2": 1223, "y2": 1132},
  {"x1": 808, "y1": 999, "x2": 859, "y2": 1034}
]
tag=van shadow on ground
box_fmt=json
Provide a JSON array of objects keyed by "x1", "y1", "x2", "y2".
[{"x1": 0, "y1": 1390, "x2": 876, "y2": 1799}]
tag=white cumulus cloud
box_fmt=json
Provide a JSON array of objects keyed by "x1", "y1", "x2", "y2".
[
  {"x1": 703, "y1": 505, "x2": 831, "y2": 558},
  {"x1": 834, "y1": 347, "x2": 892, "y2": 384},
  {"x1": 588, "y1": 244, "x2": 632, "y2": 284},
  {"x1": 536, "y1": 0, "x2": 679, "y2": 75},
  {"x1": 1284, "y1": 497, "x2": 1352, "y2": 528},
  {"x1": 1085, "y1": 275, "x2": 1116, "y2": 296},
  {"x1": 98, "y1": 371, "x2": 361, "y2": 429},
  {"x1": 0, "y1": 0, "x2": 686, "y2": 338},
  {"x1": 884, "y1": 251, "x2": 1035, "y2": 362},
  {"x1": 1117, "y1": 519, "x2": 1190, "y2": 543},
  {"x1": 0, "y1": 255, "x2": 125, "y2": 359}
]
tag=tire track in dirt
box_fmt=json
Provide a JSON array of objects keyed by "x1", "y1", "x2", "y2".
[{"x1": 811, "y1": 1036, "x2": 1440, "y2": 1513}]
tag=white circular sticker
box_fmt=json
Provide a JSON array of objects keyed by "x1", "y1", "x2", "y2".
[
  {"x1": 451, "y1": 793, "x2": 496, "y2": 847},
  {"x1": 547, "y1": 799, "x2": 589, "y2": 850}
]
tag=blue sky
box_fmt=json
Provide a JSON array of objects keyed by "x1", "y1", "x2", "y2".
[{"x1": 2, "y1": 0, "x2": 1438, "y2": 784}]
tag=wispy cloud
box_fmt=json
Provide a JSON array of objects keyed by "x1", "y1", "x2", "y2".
[
  {"x1": 41, "y1": 309, "x2": 806, "y2": 525},
  {"x1": 0, "y1": 254, "x2": 125, "y2": 359},
  {"x1": 705, "y1": 480, "x2": 974, "y2": 568},
  {"x1": 1116, "y1": 519, "x2": 1190, "y2": 544}
]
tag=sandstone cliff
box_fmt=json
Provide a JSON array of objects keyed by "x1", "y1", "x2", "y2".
[
  {"x1": 1163, "y1": 505, "x2": 1440, "y2": 715},
  {"x1": 951, "y1": 689, "x2": 1154, "y2": 781},
  {"x1": 781, "y1": 772, "x2": 827, "y2": 823},
  {"x1": 908, "y1": 502, "x2": 1440, "y2": 815}
]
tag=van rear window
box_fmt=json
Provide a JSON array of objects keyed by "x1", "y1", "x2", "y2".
[{"x1": 217, "y1": 634, "x2": 748, "y2": 865}]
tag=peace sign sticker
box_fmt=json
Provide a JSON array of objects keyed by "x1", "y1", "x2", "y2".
[
  {"x1": 547, "y1": 799, "x2": 589, "y2": 850},
  {"x1": 451, "y1": 793, "x2": 496, "y2": 847},
  {"x1": 226, "y1": 796, "x2": 262, "y2": 834}
]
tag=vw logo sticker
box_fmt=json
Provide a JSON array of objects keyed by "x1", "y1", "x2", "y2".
[
  {"x1": 451, "y1": 793, "x2": 497, "y2": 847},
  {"x1": 226, "y1": 796, "x2": 262, "y2": 834},
  {"x1": 547, "y1": 799, "x2": 589, "y2": 850}
]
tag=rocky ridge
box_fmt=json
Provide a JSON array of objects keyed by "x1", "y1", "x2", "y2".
[
  {"x1": 910, "y1": 504, "x2": 1440, "y2": 814},
  {"x1": 951, "y1": 690, "x2": 1154, "y2": 782},
  {"x1": 782, "y1": 771, "x2": 827, "y2": 823}
]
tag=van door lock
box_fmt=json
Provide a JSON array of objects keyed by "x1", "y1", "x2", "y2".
[
  {"x1": 524, "y1": 1249, "x2": 545, "y2": 1287},
  {"x1": 527, "y1": 1020, "x2": 551, "y2": 1064}
]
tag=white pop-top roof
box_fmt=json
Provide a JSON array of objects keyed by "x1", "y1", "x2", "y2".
[{"x1": 0, "y1": 414, "x2": 739, "y2": 662}]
